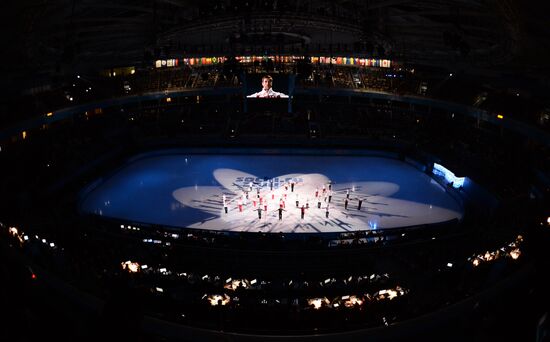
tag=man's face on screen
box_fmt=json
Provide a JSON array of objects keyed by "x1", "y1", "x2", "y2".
[{"x1": 262, "y1": 77, "x2": 272, "y2": 91}]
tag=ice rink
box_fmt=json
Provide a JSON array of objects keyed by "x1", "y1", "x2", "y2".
[{"x1": 80, "y1": 152, "x2": 463, "y2": 233}]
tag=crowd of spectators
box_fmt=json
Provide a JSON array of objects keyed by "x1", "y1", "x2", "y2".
[
  {"x1": 0, "y1": 209, "x2": 538, "y2": 340},
  {"x1": 3, "y1": 58, "x2": 549, "y2": 133}
]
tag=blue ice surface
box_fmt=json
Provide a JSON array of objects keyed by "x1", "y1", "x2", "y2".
[{"x1": 79, "y1": 151, "x2": 462, "y2": 229}]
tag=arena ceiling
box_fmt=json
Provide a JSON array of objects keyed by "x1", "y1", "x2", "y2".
[{"x1": 3, "y1": 0, "x2": 549, "y2": 79}]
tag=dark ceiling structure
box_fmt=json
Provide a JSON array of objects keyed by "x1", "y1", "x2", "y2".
[{"x1": 4, "y1": 0, "x2": 549, "y2": 85}]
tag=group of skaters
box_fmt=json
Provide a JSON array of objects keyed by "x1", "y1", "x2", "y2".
[{"x1": 222, "y1": 180, "x2": 366, "y2": 221}]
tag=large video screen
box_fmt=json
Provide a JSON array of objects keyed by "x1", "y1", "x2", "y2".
[
  {"x1": 246, "y1": 74, "x2": 289, "y2": 98},
  {"x1": 245, "y1": 73, "x2": 290, "y2": 113}
]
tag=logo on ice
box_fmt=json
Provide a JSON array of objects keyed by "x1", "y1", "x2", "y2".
[{"x1": 234, "y1": 177, "x2": 303, "y2": 189}]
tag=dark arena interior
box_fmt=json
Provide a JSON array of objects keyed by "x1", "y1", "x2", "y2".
[{"x1": 2, "y1": 1, "x2": 550, "y2": 341}]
